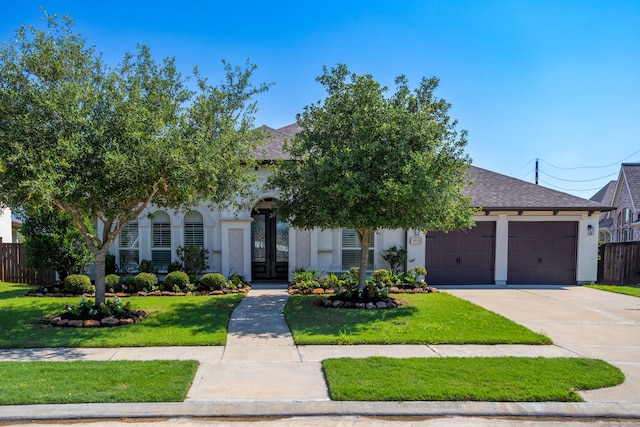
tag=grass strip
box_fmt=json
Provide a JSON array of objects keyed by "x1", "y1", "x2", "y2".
[
  {"x1": 587, "y1": 284, "x2": 640, "y2": 298},
  {"x1": 322, "y1": 357, "x2": 624, "y2": 402},
  {"x1": 285, "y1": 293, "x2": 551, "y2": 345},
  {"x1": 0, "y1": 282, "x2": 244, "y2": 348},
  {"x1": 0, "y1": 360, "x2": 198, "y2": 404}
]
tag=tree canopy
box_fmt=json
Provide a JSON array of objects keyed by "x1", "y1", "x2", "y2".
[
  {"x1": 269, "y1": 64, "x2": 476, "y2": 289},
  {"x1": 0, "y1": 12, "x2": 269, "y2": 303}
]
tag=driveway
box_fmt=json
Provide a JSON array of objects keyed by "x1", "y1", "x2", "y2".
[{"x1": 443, "y1": 285, "x2": 640, "y2": 403}]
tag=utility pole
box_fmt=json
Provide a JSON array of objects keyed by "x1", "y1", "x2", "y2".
[{"x1": 535, "y1": 158, "x2": 539, "y2": 185}]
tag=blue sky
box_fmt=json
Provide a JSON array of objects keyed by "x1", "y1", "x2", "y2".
[{"x1": 2, "y1": 1, "x2": 639, "y2": 199}]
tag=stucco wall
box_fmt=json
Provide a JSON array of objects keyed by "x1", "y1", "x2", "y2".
[{"x1": 0, "y1": 208, "x2": 12, "y2": 243}]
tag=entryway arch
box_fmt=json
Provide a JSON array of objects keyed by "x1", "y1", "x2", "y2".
[{"x1": 251, "y1": 198, "x2": 289, "y2": 280}]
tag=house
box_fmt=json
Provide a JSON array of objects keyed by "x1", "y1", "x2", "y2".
[
  {"x1": 106, "y1": 124, "x2": 610, "y2": 285},
  {"x1": 0, "y1": 208, "x2": 12, "y2": 243},
  {"x1": 591, "y1": 163, "x2": 640, "y2": 243}
]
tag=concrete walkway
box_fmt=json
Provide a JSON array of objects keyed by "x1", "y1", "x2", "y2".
[{"x1": 1, "y1": 284, "x2": 640, "y2": 422}]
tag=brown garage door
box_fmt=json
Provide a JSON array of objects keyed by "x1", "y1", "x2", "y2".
[
  {"x1": 425, "y1": 222, "x2": 495, "y2": 285},
  {"x1": 508, "y1": 222, "x2": 577, "y2": 285}
]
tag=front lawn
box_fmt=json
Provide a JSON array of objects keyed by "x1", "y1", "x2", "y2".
[
  {"x1": 284, "y1": 293, "x2": 551, "y2": 345},
  {"x1": 0, "y1": 360, "x2": 198, "y2": 404},
  {"x1": 0, "y1": 282, "x2": 244, "y2": 347},
  {"x1": 323, "y1": 357, "x2": 624, "y2": 402},
  {"x1": 587, "y1": 284, "x2": 640, "y2": 298}
]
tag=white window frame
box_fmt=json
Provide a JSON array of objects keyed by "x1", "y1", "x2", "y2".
[
  {"x1": 341, "y1": 228, "x2": 374, "y2": 271},
  {"x1": 118, "y1": 220, "x2": 139, "y2": 271},
  {"x1": 151, "y1": 211, "x2": 172, "y2": 271},
  {"x1": 184, "y1": 211, "x2": 204, "y2": 248}
]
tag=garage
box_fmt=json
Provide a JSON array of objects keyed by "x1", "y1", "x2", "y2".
[
  {"x1": 425, "y1": 221, "x2": 495, "y2": 285},
  {"x1": 507, "y1": 222, "x2": 577, "y2": 285}
]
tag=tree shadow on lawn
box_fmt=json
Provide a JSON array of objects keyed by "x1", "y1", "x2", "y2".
[{"x1": 284, "y1": 294, "x2": 551, "y2": 345}]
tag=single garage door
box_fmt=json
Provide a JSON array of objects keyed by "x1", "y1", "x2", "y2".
[
  {"x1": 508, "y1": 222, "x2": 577, "y2": 285},
  {"x1": 425, "y1": 222, "x2": 495, "y2": 285}
]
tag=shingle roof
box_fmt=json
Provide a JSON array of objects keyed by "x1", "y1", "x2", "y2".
[
  {"x1": 590, "y1": 180, "x2": 617, "y2": 205},
  {"x1": 254, "y1": 123, "x2": 303, "y2": 161},
  {"x1": 620, "y1": 163, "x2": 640, "y2": 211},
  {"x1": 463, "y1": 166, "x2": 610, "y2": 211},
  {"x1": 258, "y1": 123, "x2": 611, "y2": 212}
]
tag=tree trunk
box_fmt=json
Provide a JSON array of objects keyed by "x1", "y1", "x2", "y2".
[
  {"x1": 356, "y1": 228, "x2": 371, "y2": 291},
  {"x1": 93, "y1": 249, "x2": 107, "y2": 305}
]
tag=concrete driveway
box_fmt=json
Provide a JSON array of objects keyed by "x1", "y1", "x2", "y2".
[{"x1": 443, "y1": 285, "x2": 640, "y2": 403}]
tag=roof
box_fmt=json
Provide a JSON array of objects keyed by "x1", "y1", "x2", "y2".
[
  {"x1": 254, "y1": 123, "x2": 303, "y2": 161},
  {"x1": 258, "y1": 123, "x2": 611, "y2": 212},
  {"x1": 464, "y1": 166, "x2": 610, "y2": 211},
  {"x1": 590, "y1": 180, "x2": 617, "y2": 205},
  {"x1": 620, "y1": 163, "x2": 640, "y2": 211}
]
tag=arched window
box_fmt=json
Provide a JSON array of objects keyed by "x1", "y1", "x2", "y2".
[
  {"x1": 119, "y1": 220, "x2": 139, "y2": 271},
  {"x1": 184, "y1": 211, "x2": 204, "y2": 248},
  {"x1": 151, "y1": 211, "x2": 171, "y2": 271}
]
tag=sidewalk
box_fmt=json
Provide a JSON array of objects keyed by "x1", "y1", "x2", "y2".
[{"x1": 0, "y1": 284, "x2": 639, "y2": 421}]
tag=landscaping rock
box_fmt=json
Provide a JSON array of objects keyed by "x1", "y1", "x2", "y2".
[
  {"x1": 312, "y1": 288, "x2": 325, "y2": 294},
  {"x1": 84, "y1": 319, "x2": 101, "y2": 328},
  {"x1": 412, "y1": 287, "x2": 424, "y2": 293},
  {"x1": 355, "y1": 302, "x2": 366, "y2": 309},
  {"x1": 119, "y1": 318, "x2": 134, "y2": 325},
  {"x1": 210, "y1": 290, "x2": 224, "y2": 295},
  {"x1": 323, "y1": 299, "x2": 333, "y2": 307},
  {"x1": 365, "y1": 302, "x2": 376, "y2": 310},
  {"x1": 101, "y1": 317, "x2": 120, "y2": 327},
  {"x1": 389, "y1": 286, "x2": 400, "y2": 293},
  {"x1": 332, "y1": 300, "x2": 344, "y2": 308},
  {"x1": 68, "y1": 320, "x2": 84, "y2": 328},
  {"x1": 344, "y1": 301, "x2": 354, "y2": 308},
  {"x1": 376, "y1": 301, "x2": 388, "y2": 309},
  {"x1": 428, "y1": 286, "x2": 439, "y2": 293}
]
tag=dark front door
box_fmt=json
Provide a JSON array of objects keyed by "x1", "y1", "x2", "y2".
[
  {"x1": 251, "y1": 209, "x2": 289, "y2": 280},
  {"x1": 425, "y1": 221, "x2": 496, "y2": 285}
]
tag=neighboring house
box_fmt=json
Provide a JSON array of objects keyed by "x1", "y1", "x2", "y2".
[
  {"x1": 105, "y1": 124, "x2": 610, "y2": 285},
  {"x1": 591, "y1": 163, "x2": 640, "y2": 243},
  {"x1": 0, "y1": 207, "x2": 12, "y2": 243}
]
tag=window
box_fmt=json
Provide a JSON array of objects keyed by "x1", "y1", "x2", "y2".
[
  {"x1": 341, "y1": 229, "x2": 374, "y2": 271},
  {"x1": 184, "y1": 211, "x2": 204, "y2": 248},
  {"x1": 152, "y1": 211, "x2": 171, "y2": 271},
  {"x1": 623, "y1": 208, "x2": 630, "y2": 225},
  {"x1": 119, "y1": 220, "x2": 139, "y2": 271}
]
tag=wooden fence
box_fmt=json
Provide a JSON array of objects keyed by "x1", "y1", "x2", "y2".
[
  {"x1": 600, "y1": 242, "x2": 640, "y2": 285},
  {"x1": 0, "y1": 241, "x2": 56, "y2": 286}
]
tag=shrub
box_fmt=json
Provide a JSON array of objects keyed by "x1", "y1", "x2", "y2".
[
  {"x1": 64, "y1": 274, "x2": 93, "y2": 295},
  {"x1": 164, "y1": 271, "x2": 189, "y2": 290},
  {"x1": 347, "y1": 267, "x2": 360, "y2": 282},
  {"x1": 176, "y1": 245, "x2": 209, "y2": 276},
  {"x1": 138, "y1": 259, "x2": 157, "y2": 273},
  {"x1": 200, "y1": 273, "x2": 227, "y2": 290},
  {"x1": 372, "y1": 269, "x2": 390, "y2": 283},
  {"x1": 292, "y1": 267, "x2": 323, "y2": 282},
  {"x1": 381, "y1": 245, "x2": 414, "y2": 275},
  {"x1": 132, "y1": 272, "x2": 158, "y2": 292},
  {"x1": 167, "y1": 261, "x2": 183, "y2": 273},
  {"x1": 105, "y1": 254, "x2": 117, "y2": 275},
  {"x1": 105, "y1": 274, "x2": 120, "y2": 290}
]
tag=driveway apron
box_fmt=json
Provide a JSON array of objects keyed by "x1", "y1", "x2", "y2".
[
  {"x1": 185, "y1": 287, "x2": 330, "y2": 402},
  {"x1": 444, "y1": 285, "x2": 640, "y2": 404}
]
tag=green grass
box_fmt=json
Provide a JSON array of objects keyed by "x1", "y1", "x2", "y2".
[
  {"x1": 322, "y1": 357, "x2": 624, "y2": 402},
  {"x1": 0, "y1": 282, "x2": 244, "y2": 347},
  {"x1": 285, "y1": 293, "x2": 551, "y2": 345},
  {"x1": 0, "y1": 360, "x2": 198, "y2": 404},
  {"x1": 587, "y1": 284, "x2": 640, "y2": 298}
]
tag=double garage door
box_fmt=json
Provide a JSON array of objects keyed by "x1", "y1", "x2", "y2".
[{"x1": 425, "y1": 221, "x2": 577, "y2": 285}]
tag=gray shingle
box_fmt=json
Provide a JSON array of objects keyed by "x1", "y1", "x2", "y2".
[{"x1": 258, "y1": 123, "x2": 610, "y2": 212}]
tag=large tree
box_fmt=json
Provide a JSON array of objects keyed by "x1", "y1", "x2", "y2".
[
  {"x1": 269, "y1": 64, "x2": 476, "y2": 290},
  {"x1": 0, "y1": 12, "x2": 269, "y2": 304}
]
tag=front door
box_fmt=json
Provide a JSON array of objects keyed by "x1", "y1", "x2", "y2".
[{"x1": 251, "y1": 209, "x2": 289, "y2": 280}]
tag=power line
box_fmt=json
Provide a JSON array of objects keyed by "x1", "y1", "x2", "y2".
[
  {"x1": 538, "y1": 170, "x2": 619, "y2": 183},
  {"x1": 538, "y1": 179, "x2": 610, "y2": 193},
  {"x1": 539, "y1": 148, "x2": 640, "y2": 170}
]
